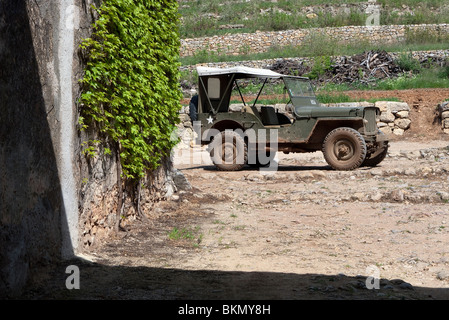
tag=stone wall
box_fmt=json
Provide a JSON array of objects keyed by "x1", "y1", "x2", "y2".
[
  {"x1": 181, "y1": 24, "x2": 449, "y2": 57},
  {"x1": 373, "y1": 101, "x2": 412, "y2": 136},
  {"x1": 439, "y1": 102, "x2": 449, "y2": 134},
  {"x1": 180, "y1": 50, "x2": 449, "y2": 74}
]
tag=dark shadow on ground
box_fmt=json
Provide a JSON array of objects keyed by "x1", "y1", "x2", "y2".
[
  {"x1": 17, "y1": 257, "x2": 449, "y2": 300},
  {"x1": 178, "y1": 164, "x2": 384, "y2": 173}
]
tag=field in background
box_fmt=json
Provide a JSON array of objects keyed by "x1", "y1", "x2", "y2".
[{"x1": 179, "y1": 0, "x2": 449, "y2": 38}]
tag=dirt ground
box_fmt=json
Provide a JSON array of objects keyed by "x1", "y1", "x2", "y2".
[{"x1": 23, "y1": 89, "x2": 449, "y2": 301}]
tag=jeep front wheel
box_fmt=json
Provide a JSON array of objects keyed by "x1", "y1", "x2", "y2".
[
  {"x1": 209, "y1": 131, "x2": 247, "y2": 171},
  {"x1": 363, "y1": 142, "x2": 389, "y2": 167},
  {"x1": 322, "y1": 127, "x2": 367, "y2": 171}
]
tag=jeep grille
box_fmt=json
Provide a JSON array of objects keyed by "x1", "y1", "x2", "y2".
[{"x1": 364, "y1": 108, "x2": 377, "y2": 134}]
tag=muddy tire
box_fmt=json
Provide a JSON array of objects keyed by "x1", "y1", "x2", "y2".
[
  {"x1": 209, "y1": 130, "x2": 247, "y2": 171},
  {"x1": 322, "y1": 127, "x2": 367, "y2": 171},
  {"x1": 363, "y1": 142, "x2": 389, "y2": 167}
]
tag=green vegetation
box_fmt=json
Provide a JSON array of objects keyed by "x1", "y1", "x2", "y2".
[
  {"x1": 230, "y1": 93, "x2": 401, "y2": 106},
  {"x1": 80, "y1": 0, "x2": 182, "y2": 180},
  {"x1": 168, "y1": 226, "x2": 203, "y2": 247},
  {"x1": 179, "y1": 0, "x2": 449, "y2": 38},
  {"x1": 305, "y1": 56, "x2": 333, "y2": 80}
]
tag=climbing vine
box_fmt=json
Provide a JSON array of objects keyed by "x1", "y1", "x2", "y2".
[{"x1": 79, "y1": 0, "x2": 182, "y2": 180}]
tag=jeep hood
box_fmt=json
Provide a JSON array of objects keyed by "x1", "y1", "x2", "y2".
[{"x1": 294, "y1": 106, "x2": 364, "y2": 119}]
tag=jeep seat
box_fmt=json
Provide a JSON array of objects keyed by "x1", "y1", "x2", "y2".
[{"x1": 261, "y1": 106, "x2": 279, "y2": 126}]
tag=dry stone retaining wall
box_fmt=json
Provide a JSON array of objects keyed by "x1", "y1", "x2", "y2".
[
  {"x1": 181, "y1": 24, "x2": 449, "y2": 57},
  {"x1": 439, "y1": 101, "x2": 449, "y2": 134},
  {"x1": 180, "y1": 50, "x2": 449, "y2": 74}
]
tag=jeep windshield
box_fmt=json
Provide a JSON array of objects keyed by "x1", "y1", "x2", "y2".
[
  {"x1": 283, "y1": 76, "x2": 321, "y2": 109},
  {"x1": 283, "y1": 77, "x2": 316, "y2": 97}
]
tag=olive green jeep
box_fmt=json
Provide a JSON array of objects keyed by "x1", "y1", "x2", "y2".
[{"x1": 193, "y1": 66, "x2": 388, "y2": 171}]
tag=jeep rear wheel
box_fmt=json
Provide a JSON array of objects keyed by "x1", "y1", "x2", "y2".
[
  {"x1": 209, "y1": 131, "x2": 247, "y2": 171},
  {"x1": 322, "y1": 127, "x2": 367, "y2": 171}
]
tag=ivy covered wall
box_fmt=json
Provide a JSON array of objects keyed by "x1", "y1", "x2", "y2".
[
  {"x1": 80, "y1": 0, "x2": 182, "y2": 179},
  {"x1": 78, "y1": 0, "x2": 183, "y2": 246}
]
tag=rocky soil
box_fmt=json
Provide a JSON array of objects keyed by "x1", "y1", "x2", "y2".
[
  {"x1": 20, "y1": 89, "x2": 449, "y2": 301},
  {"x1": 21, "y1": 135, "x2": 449, "y2": 300}
]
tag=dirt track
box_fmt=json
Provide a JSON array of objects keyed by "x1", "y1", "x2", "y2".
[{"x1": 23, "y1": 89, "x2": 449, "y2": 300}]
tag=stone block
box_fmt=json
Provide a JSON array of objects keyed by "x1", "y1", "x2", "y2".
[
  {"x1": 393, "y1": 128, "x2": 405, "y2": 135},
  {"x1": 443, "y1": 118, "x2": 449, "y2": 128},
  {"x1": 395, "y1": 111, "x2": 409, "y2": 118},
  {"x1": 394, "y1": 118, "x2": 411, "y2": 130},
  {"x1": 389, "y1": 102, "x2": 410, "y2": 113},
  {"x1": 375, "y1": 101, "x2": 410, "y2": 114},
  {"x1": 439, "y1": 102, "x2": 449, "y2": 113},
  {"x1": 379, "y1": 111, "x2": 395, "y2": 123},
  {"x1": 379, "y1": 126, "x2": 392, "y2": 135},
  {"x1": 229, "y1": 103, "x2": 244, "y2": 112}
]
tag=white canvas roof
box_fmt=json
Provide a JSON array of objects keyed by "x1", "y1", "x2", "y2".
[{"x1": 196, "y1": 66, "x2": 283, "y2": 78}]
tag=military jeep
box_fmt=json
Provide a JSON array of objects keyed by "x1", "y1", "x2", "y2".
[{"x1": 194, "y1": 66, "x2": 388, "y2": 171}]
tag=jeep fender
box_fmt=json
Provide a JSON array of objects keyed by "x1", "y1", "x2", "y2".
[{"x1": 306, "y1": 118, "x2": 365, "y2": 144}]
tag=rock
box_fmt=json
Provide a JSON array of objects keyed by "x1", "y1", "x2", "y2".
[
  {"x1": 370, "y1": 168, "x2": 383, "y2": 176},
  {"x1": 395, "y1": 111, "x2": 410, "y2": 118},
  {"x1": 406, "y1": 150, "x2": 421, "y2": 160},
  {"x1": 229, "y1": 103, "x2": 244, "y2": 112},
  {"x1": 399, "y1": 282, "x2": 414, "y2": 290},
  {"x1": 351, "y1": 193, "x2": 365, "y2": 201},
  {"x1": 436, "y1": 270, "x2": 449, "y2": 281},
  {"x1": 295, "y1": 172, "x2": 314, "y2": 180},
  {"x1": 375, "y1": 101, "x2": 390, "y2": 113},
  {"x1": 443, "y1": 119, "x2": 449, "y2": 128},
  {"x1": 379, "y1": 111, "x2": 395, "y2": 123},
  {"x1": 393, "y1": 128, "x2": 404, "y2": 136},
  {"x1": 371, "y1": 192, "x2": 383, "y2": 201},
  {"x1": 179, "y1": 113, "x2": 190, "y2": 122},
  {"x1": 394, "y1": 118, "x2": 411, "y2": 130},
  {"x1": 313, "y1": 171, "x2": 327, "y2": 179},
  {"x1": 246, "y1": 173, "x2": 264, "y2": 181},
  {"x1": 375, "y1": 101, "x2": 410, "y2": 113},
  {"x1": 172, "y1": 169, "x2": 192, "y2": 191},
  {"x1": 438, "y1": 101, "x2": 449, "y2": 113},
  {"x1": 404, "y1": 168, "x2": 416, "y2": 175},
  {"x1": 438, "y1": 191, "x2": 449, "y2": 202},
  {"x1": 379, "y1": 126, "x2": 392, "y2": 135},
  {"x1": 389, "y1": 102, "x2": 410, "y2": 113},
  {"x1": 421, "y1": 167, "x2": 433, "y2": 175},
  {"x1": 390, "y1": 189, "x2": 404, "y2": 202}
]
